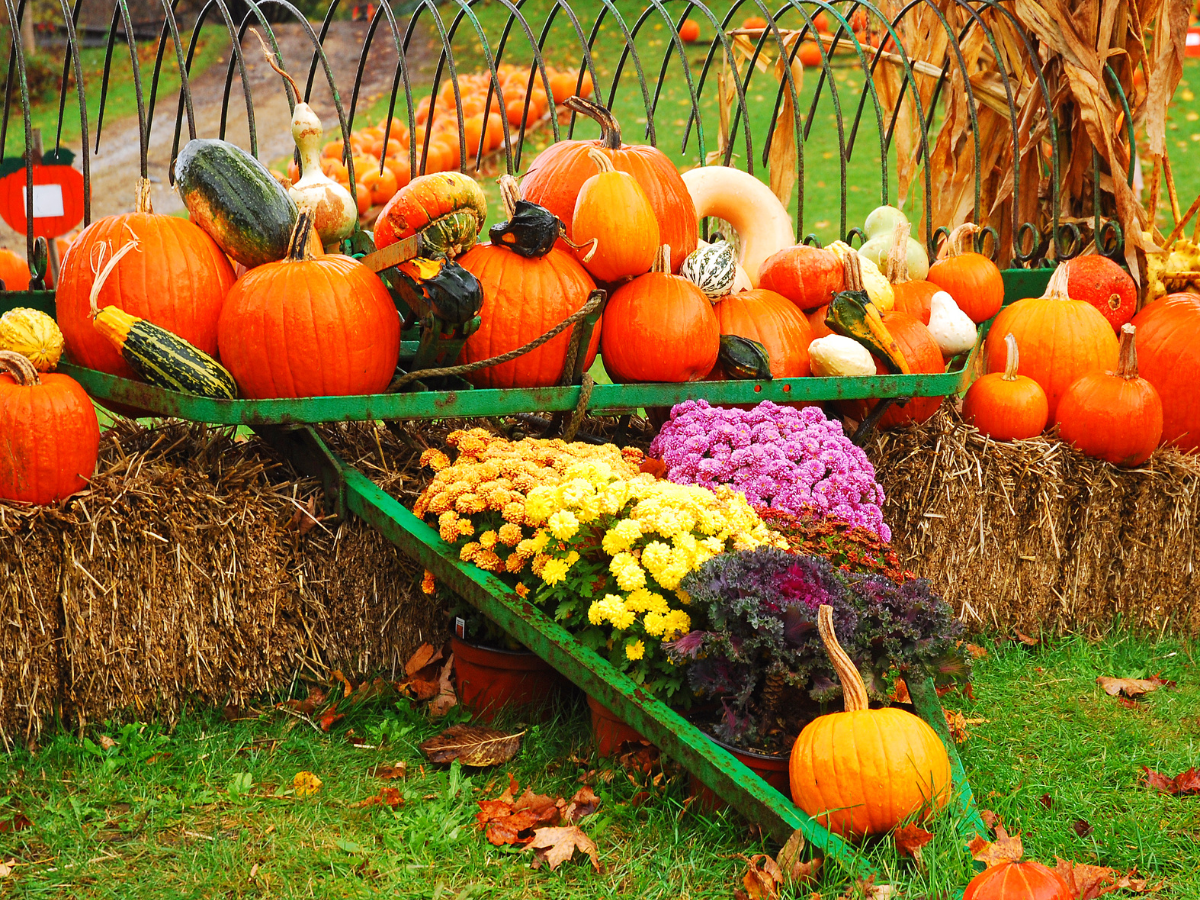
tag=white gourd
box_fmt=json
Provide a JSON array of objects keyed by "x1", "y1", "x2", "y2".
[
  {"x1": 858, "y1": 232, "x2": 929, "y2": 280},
  {"x1": 681, "y1": 241, "x2": 737, "y2": 299},
  {"x1": 926, "y1": 290, "x2": 977, "y2": 357},
  {"x1": 827, "y1": 240, "x2": 894, "y2": 310},
  {"x1": 809, "y1": 334, "x2": 876, "y2": 378}
]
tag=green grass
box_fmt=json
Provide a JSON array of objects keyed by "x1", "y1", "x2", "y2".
[{"x1": 1, "y1": 631, "x2": 1196, "y2": 898}]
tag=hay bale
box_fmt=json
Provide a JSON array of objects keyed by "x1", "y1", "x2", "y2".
[
  {"x1": 869, "y1": 407, "x2": 1200, "y2": 636},
  {"x1": 0, "y1": 421, "x2": 444, "y2": 745}
]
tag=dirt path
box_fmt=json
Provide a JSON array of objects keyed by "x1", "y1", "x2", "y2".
[{"x1": 3, "y1": 22, "x2": 427, "y2": 252}]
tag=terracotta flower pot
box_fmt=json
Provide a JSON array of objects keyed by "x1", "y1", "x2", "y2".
[
  {"x1": 689, "y1": 733, "x2": 791, "y2": 813},
  {"x1": 451, "y1": 636, "x2": 571, "y2": 721},
  {"x1": 587, "y1": 694, "x2": 649, "y2": 757}
]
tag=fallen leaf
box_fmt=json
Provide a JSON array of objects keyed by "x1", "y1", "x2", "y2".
[
  {"x1": 1096, "y1": 675, "x2": 1175, "y2": 699},
  {"x1": 528, "y1": 825, "x2": 601, "y2": 872},
  {"x1": 404, "y1": 643, "x2": 440, "y2": 677},
  {"x1": 1039, "y1": 793, "x2": 1054, "y2": 809},
  {"x1": 419, "y1": 725, "x2": 523, "y2": 767},
  {"x1": 476, "y1": 779, "x2": 560, "y2": 846},
  {"x1": 318, "y1": 704, "x2": 344, "y2": 732},
  {"x1": 1141, "y1": 766, "x2": 1200, "y2": 796},
  {"x1": 372, "y1": 761, "x2": 407, "y2": 781},
  {"x1": 969, "y1": 825, "x2": 1024, "y2": 866},
  {"x1": 293, "y1": 771, "x2": 322, "y2": 797},
  {"x1": 962, "y1": 642, "x2": 989, "y2": 658},
  {"x1": 1055, "y1": 858, "x2": 1155, "y2": 898},
  {"x1": 0, "y1": 814, "x2": 30, "y2": 834},
  {"x1": 428, "y1": 654, "x2": 457, "y2": 717},
  {"x1": 944, "y1": 710, "x2": 971, "y2": 743},
  {"x1": 278, "y1": 686, "x2": 326, "y2": 716},
  {"x1": 775, "y1": 829, "x2": 806, "y2": 879},
  {"x1": 979, "y1": 809, "x2": 1001, "y2": 829},
  {"x1": 1072, "y1": 819, "x2": 1093, "y2": 838},
  {"x1": 616, "y1": 740, "x2": 659, "y2": 775},
  {"x1": 893, "y1": 824, "x2": 933, "y2": 859},
  {"x1": 629, "y1": 790, "x2": 651, "y2": 807},
  {"x1": 349, "y1": 787, "x2": 403, "y2": 809},
  {"x1": 1014, "y1": 630, "x2": 1041, "y2": 646},
  {"x1": 838, "y1": 876, "x2": 894, "y2": 899},
  {"x1": 331, "y1": 669, "x2": 355, "y2": 697},
  {"x1": 889, "y1": 679, "x2": 912, "y2": 704},
  {"x1": 98, "y1": 735, "x2": 117, "y2": 751},
  {"x1": 562, "y1": 786, "x2": 600, "y2": 823},
  {"x1": 0, "y1": 859, "x2": 11, "y2": 879},
  {"x1": 740, "y1": 853, "x2": 784, "y2": 900}
]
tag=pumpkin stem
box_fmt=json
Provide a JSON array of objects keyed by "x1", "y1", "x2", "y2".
[
  {"x1": 585, "y1": 147, "x2": 615, "y2": 174},
  {"x1": 939, "y1": 222, "x2": 976, "y2": 260},
  {"x1": 817, "y1": 604, "x2": 869, "y2": 713},
  {"x1": 559, "y1": 230, "x2": 599, "y2": 263},
  {"x1": 1002, "y1": 332, "x2": 1021, "y2": 381},
  {"x1": 286, "y1": 208, "x2": 316, "y2": 261},
  {"x1": 87, "y1": 237, "x2": 141, "y2": 320},
  {"x1": 564, "y1": 96, "x2": 623, "y2": 150},
  {"x1": 651, "y1": 244, "x2": 671, "y2": 275},
  {"x1": 884, "y1": 220, "x2": 911, "y2": 284},
  {"x1": 0, "y1": 349, "x2": 39, "y2": 386},
  {"x1": 253, "y1": 29, "x2": 303, "y2": 100},
  {"x1": 1116, "y1": 323, "x2": 1139, "y2": 380},
  {"x1": 1042, "y1": 264, "x2": 1071, "y2": 300},
  {"x1": 843, "y1": 248, "x2": 865, "y2": 292},
  {"x1": 135, "y1": 177, "x2": 153, "y2": 215},
  {"x1": 499, "y1": 174, "x2": 522, "y2": 220}
]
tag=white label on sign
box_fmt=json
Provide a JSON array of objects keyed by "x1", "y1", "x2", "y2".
[
  {"x1": 1189, "y1": 31, "x2": 1200, "y2": 46},
  {"x1": 22, "y1": 184, "x2": 64, "y2": 218}
]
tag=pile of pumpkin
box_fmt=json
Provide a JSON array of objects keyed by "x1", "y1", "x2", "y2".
[{"x1": 276, "y1": 62, "x2": 595, "y2": 216}]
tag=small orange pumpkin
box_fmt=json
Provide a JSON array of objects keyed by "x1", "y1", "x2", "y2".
[
  {"x1": 0, "y1": 248, "x2": 31, "y2": 291},
  {"x1": 1055, "y1": 323, "x2": 1163, "y2": 467},
  {"x1": 927, "y1": 223, "x2": 1004, "y2": 324},
  {"x1": 789, "y1": 605, "x2": 951, "y2": 840},
  {"x1": 759, "y1": 245, "x2": 845, "y2": 311},
  {"x1": 571, "y1": 149, "x2": 659, "y2": 283},
  {"x1": 601, "y1": 244, "x2": 719, "y2": 383},
  {"x1": 963, "y1": 860, "x2": 1071, "y2": 900},
  {"x1": 962, "y1": 333, "x2": 1048, "y2": 441},
  {"x1": 678, "y1": 18, "x2": 700, "y2": 42}
]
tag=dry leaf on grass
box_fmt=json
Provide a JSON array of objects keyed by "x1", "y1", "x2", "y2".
[
  {"x1": 969, "y1": 825, "x2": 1024, "y2": 866},
  {"x1": 318, "y1": 705, "x2": 344, "y2": 732},
  {"x1": 98, "y1": 735, "x2": 116, "y2": 751},
  {"x1": 0, "y1": 813, "x2": 31, "y2": 834},
  {"x1": 1096, "y1": 675, "x2": 1175, "y2": 699},
  {"x1": 1140, "y1": 766, "x2": 1200, "y2": 796},
  {"x1": 1055, "y1": 858, "x2": 1156, "y2": 898},
  {"x1": 293, "y1": 771, "x2": 322, "y2": 797},
  {"x1": 893, "y1": 824, "x2": 934, "y2": 859},
  {"x1": 428, "y1": 655, "x2": 457, "y2": 717},
  {"x1": 563, "y1": 786, "x2": 600, "y2": 823},
  {"x1": 1072, "y1": 819, "x2": 1093, "y2": 838},
  {"x1": 528, "y1": 825, "x2": 601, "y2": 872},
  {"x1": 1014, "y1": 631, "x2": 1041, "y2": 647},
  {"x1": 475, "y1": 776, "x2": 602, "y2": 850},
  {"x1": 419, "y1": 725, "x2": 523, "y2": 767},
  {"x1": 349, "y1": 787, "x2": 402, "y2": 809},
  {"x1": 979, "y1": 809, "x2": 1001, "y2": 829},
  {"x1": 775, "y1": 829, "x2": 822, "y2": 885},
  {"x1": 372, "y1": 761, "x2": 407, "y2": 781},
  {"x1": 404, "y1": 643, "x2": 440, "y2": 677},
  {"x1": 739, "y1": 854, "x2": 785, "y2": 900},
  {"x1": 944, "y1": 709, "x2": 986, "y2": 743},
  {"x1": 837, "y1": 875, "x2": 894, "y2": 899}
]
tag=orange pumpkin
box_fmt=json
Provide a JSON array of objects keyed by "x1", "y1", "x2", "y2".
[
  {"x1": 1055, "y1": 324, "x2": 1162, "y2": 467},
  {"x1": 521, "y1": 97, "x2": 697, "y2": 272},
  {"x1": 0, "y1": 350, "x2": 99, "y2": 505},
  {"x1": 601, "y1": 244, "x2": 719, "y2": 383},
  {"x1": 798, "y1": 42, "x2": 823, "y2": 68},
  {"x1": 884, "y1": 222, "x2": 937, "y2": 325},
  {"x1": 962, "y1": 333, "x2": 1048, "y2": 441},
  {"x1": 1129, "y1": 292, "x2": 1200, "y2": 452},
  {"x1": 927, "y1": 223, "x2": 1004, "y2": 323},
  {"x1": 790, "y1": 605, "x2": 951, "y2": 840},
  {"x1": 571, "y1": 149, "x2": 659, "y2": 283},
  {"x1": 842, "y1": 311, "x2": 944, "y2": 427},
  {"x1": 759, "y1": 245, "x2": 845, "y2": 311},
  {"x1": 56, "y1": 180, "x2": 234, "y2": 381},
  {"x1": 217, "y1": 211, "x2": 400, "y2": 399},
  {"x1": 712, "y1": 289, "x2": 812, "y2": 378},
  {"x1": 806, "y1": 304, "x2": 833, "y2": 341},
  {"x1": 984, "y1": 266, "x2": 1119, "y2": 420},
  {"x1": 1064, "y1": 254, "x2": 1136, "y2": 332},
  {"x1": 0, "y1": 248, "x2": 30, "y2": 291},
  {"x1": 459, "y1": 177, "x2": 599, "y2": 389},
  {"x1": 963, "y1": 860, "x2": 1071, "y2": 900}
]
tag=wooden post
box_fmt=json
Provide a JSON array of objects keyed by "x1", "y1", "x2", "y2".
[{"x1": 19, "y1": 6, "x2": 35, "y2": 55}]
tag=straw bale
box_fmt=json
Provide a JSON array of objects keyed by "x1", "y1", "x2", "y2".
[
  {"x1": 0, "y1": 421, "x2": 443, "y2": 746},
  {"x1": 869, "y1": 407, "x2": 1200, "y2": 636}
]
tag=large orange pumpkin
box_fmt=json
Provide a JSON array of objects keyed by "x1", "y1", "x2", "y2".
[
  {"x1": 217, "y1": 211, "x2": 400, "y2": 398},
  {"x1": 789, "y1": 605, "x2": 951, "y2": 840},
  {"x1": 843, "y1": 311, "x2": 944, "y2": 427},
  {"x1": 759, "y1": 244, "x2": 844, "y2": 311},
  {"x1": 711, "y1": 289, "x2": 812, "y2": 378},
  {"x1": 0, "y1": 248, "x2": 30, "y2": 291},
  {"x1": 56, "y1": 180, "x2": 234, "y2": 380},
  {"x1": 520, "y1": 97, "x2": 697, "y2": 272},
  {"x1": 0, "y1": 350, "x2": 99, "y2": 505},
  {"x1": 927, "y1": 223, "x2": 1004, "y2": 323},
  {"x1": 1129, "y1": 292, "x2": 1200, "y2": 452},
  {"x1": 601, "y1": 244, "x2": 719, "y2": 383},
  {"x1": 1055, "y1": 324, "x2": 1163, "y2": 467},
  {"x1": 963, "y1": 860, "x2": 1071, "y2": 900},
  {"x1": 459, "y1": 177, "x2": 599, "y2": 389},
  {"x1": 984, "y1": 266, "x2": 1119, "y2": 420}
]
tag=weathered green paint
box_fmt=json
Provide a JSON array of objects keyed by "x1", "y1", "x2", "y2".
[
  {"x1": 1000, "y1": 267, "x2": 1054, "y2": 306},
  {"x1": 0, "y1": 289, "x2": 54, "y2": 318}
]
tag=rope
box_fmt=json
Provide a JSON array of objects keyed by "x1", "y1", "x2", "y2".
[
  {"x1": 562, "y1": 373, "x2": 594, "y2": 442},
  {"x1": 388, "y1": 289, "x2": 606, "y2": 393}
]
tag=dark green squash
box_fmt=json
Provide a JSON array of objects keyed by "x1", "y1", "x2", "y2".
[
  {"x1": 825, "y1": 251, "x2": 911, "y2": 374},
  {"x1": 174, "y1": 138, "x2": 297, "y2": 268},
  {"x1": 487, "y1": 199, "x2": 563, "y2": 259},
  {"x1": 386, "y1": 256, "x2": 484, "y2": 324},
  {"x1": 717, "y1": 334, "x2": 772, "y2": 380}
]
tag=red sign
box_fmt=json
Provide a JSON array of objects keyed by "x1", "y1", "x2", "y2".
[{"x1": 0, "y1": 163, "x2": 85, "y2": 239}]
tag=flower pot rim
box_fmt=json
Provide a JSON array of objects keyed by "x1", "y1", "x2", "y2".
[
  {"x1": 699, "y1": 728, "x2": 790, "y2": 764},
  {"x1": 450, "y1": 635, "x2": 539, "y2": 658}
]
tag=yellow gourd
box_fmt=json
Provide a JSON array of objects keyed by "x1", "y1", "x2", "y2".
[{"x1": 0, "y1": 307, "x2": 63, "y2": 371}]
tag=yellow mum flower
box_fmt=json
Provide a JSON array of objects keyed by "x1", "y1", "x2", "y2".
[
  {"x1": 640, "y1": 541, "x2": 672, "y2": 578},
  {"x1": 541, "y1": 558, "x2": 571, "y2": 586},
  {"x1": 662, "y1": 610, "x2": 691, "y2": 638},
  {"x1": 479, "y1": 530, "x2": 499, "y2": 549},
  {"x1": 610, "y1": 608, "x2": 637, "y2": 630},
  {"x1": 456, "y1": 519, "x2": 475, "y2": 538},
  {"x1": 642, "y1": 611, "x2": 668, "y2": 637},
  {"x1": 529, "y1": 530, "x2": 551, "y2": 553},
  {"x1": 505, "y1": 552, "x2": 528, "y2": 574},
  {"x1": 502, "y1": 501, "x2": 526, "y2": 524},
  {"x1": 615, "y1": 561, "x2": 646, "y2": 592},
  {"x1": 547, "y1": 509, "x2": 580, "y2": 541},
  {"x1": 475, "y1": 549, "x2": 503, "y2": 572},
  {"x1": 625, "y1": 640, "x2": 645, "y2": 661},
  {"x1": 438, "y1": 512, "x2": 460, "y2": 543}
]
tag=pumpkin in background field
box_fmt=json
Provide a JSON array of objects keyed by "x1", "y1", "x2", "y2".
[
  {"x1": 218, "y1": 210, "x2": 400, "y2": 399},
  {"x1": 571, "y1": 149, "x2": 659, "y2": 283},
  {"x1": 602, "y1": 244, "x2": 719, "y2": 383},
  {"x1": 842, "y1": 310, "x2": 944, "y2": 427},
  {"x1": 712, "y1": 289, "x2": 813, "y2": 378},
  {"x1": 984, "y1": 266, "x2": 1119, "y2": 420},
  {"x1": 963, "y1": 860, "x2": 1071, "y2": 900},
  {"x1": 1130, "y1": 293, "x2": 1200, "y2": 452},
  {"x1": 962, "y1": 333, "x2": 1048, "y2": 441},
  {"x1": 790, "y1": 605, "x2": 951, "y2": 840},
  {"x1": 0, "y1": 308, "x2": 63, "y2": 371},
  {"x1": 0, "y1": 350, "x2": 99, "y2": 505},
  {"x1": 520, "y1": 97, "x2": 697, "y2": 272},
  {"x1": 1064, "y1": 254, "x2": 1136, "y2": 332},
  {"x1": 56, "y1": 179, "x2": 235, "y2": 381},
  {"x1": 459, "y1": 176, "x2": 598, "y2": 389},
  {"x1": 0, "y1": 248, "x2": 30, "y2": 291},
  {"x1": 1056, "y1": 324, "x2": 1162, "y2": 467},
  {"x1": 678, "y1": 18, "x2": 700, "y2": 42},
  {"x1": 759, "y1": 245, "x2": 845, "y2": 311},
  {"x1": 927, "y1": 223, "x2": 1004, "y2": 323}
]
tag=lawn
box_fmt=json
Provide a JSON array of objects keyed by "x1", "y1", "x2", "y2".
[{"x1": 0, "y1": 631, "x2": 1195, "y2": 898}]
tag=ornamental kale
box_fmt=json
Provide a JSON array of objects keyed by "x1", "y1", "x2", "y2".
[
  {"x1": 649, "y1": 400, "x2": 891, "y2": 541},
  {"x1": 671, "y1": 548, "x2": 967, "y2": 750}
]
